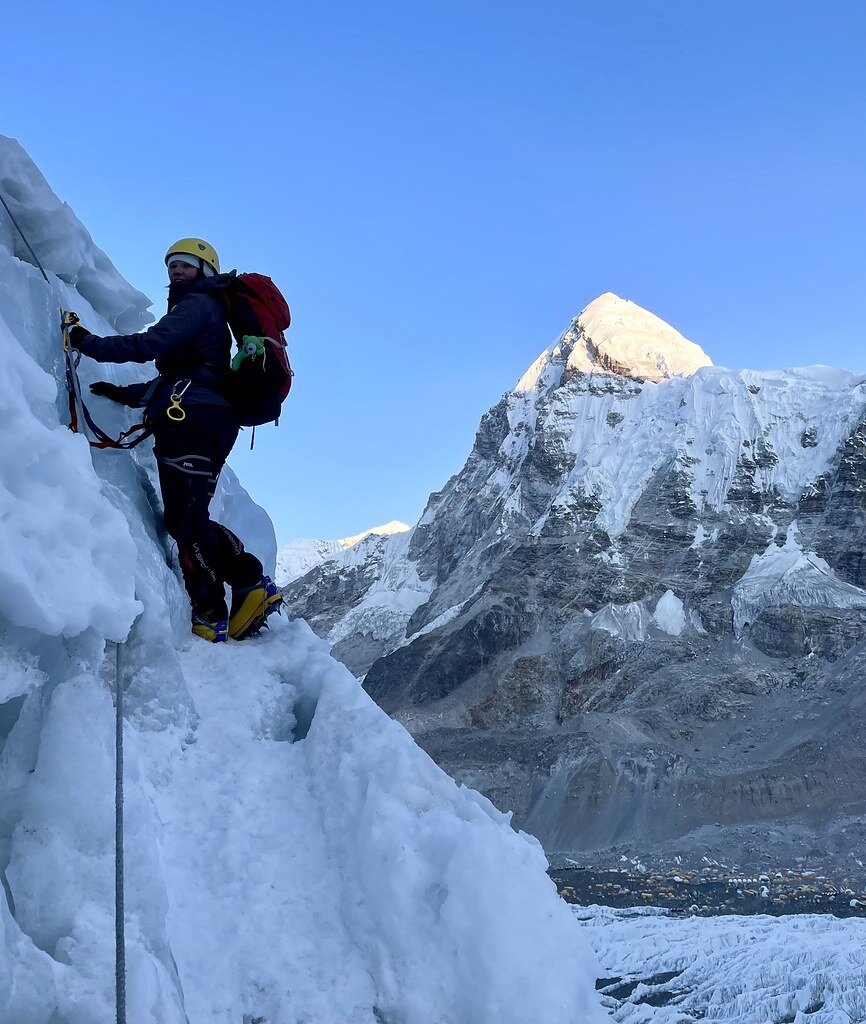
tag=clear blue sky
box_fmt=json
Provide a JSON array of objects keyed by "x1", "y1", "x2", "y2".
[{"x1": 4, "y1": 1, "x2": 864, "y2": 542}]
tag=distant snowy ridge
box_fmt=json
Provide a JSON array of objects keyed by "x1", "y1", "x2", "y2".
[
  {"x1": 275, "y1": 520, "x2": 410, "y2": 585},
  {"x1": 326, "y1": 528, "x2": 433, "y2": 649},
  {"x1": 0, "y1": 135, "x2": 604, "y2": 1024},
  {"x1": 340, "y1": 519, "x2": 410, "y2": 548}
]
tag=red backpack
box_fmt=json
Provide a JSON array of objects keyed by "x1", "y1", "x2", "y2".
[{"x1": 222, "y1": 273, "x2": 293, "y2": 426}]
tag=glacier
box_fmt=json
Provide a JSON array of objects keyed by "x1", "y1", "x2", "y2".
[
  {"x1": 579, "y1": 904, "x2": 866, "y2": 1024},
  {"x1": 0, "y1": 135, "x2": 604, "y2": 1023}
]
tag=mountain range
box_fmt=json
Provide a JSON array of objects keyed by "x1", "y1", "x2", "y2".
[{"x1": 281, "y1": 291, "x2": 866, "y2": 876}]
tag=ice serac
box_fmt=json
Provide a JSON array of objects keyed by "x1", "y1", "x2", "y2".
[
  {"x1": 0, "y1": 136, "x2": 603, "y2": 1024},
  {"x1": 282, "y1": 288, "x2": 866, "y2": 878}
]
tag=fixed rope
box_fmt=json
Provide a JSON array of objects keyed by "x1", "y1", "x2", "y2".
[
  {"x1": 0, "y1": 191, "x2": 49, "y2": 283},
  {"x1": 5, "y1": 189, "x2": 131, "y2": 1019},
  {"x1": 1, "y1": 193, "x2": 150, "y2": 450},
  {"x1": 114, "y1": 642, "x2": 127, "y2": 1024}
]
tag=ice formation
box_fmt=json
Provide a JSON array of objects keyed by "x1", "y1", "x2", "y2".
[
  {"x1": 0, "y1": 135, "x2": 603, "y2": 1023},
  {"x1": 732, "y1": 523, "x2": 866, "y2": 632},
  {"x1": 653, "y1": 591, "x2": 685, "y2": 637}
]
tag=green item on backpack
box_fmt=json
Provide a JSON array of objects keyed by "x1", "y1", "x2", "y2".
[{"x1": 231, "y1": 335, "x2": 267, "y2": 372}]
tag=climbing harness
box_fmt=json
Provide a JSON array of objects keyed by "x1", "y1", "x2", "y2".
[
  {"x1": 113, "y1": 641, "x2": 127, "y2": 1024},
  {"x1": 60, "y1": 310, "x2": 153, "y2": 450},
  {"x1": 60, "y1": 311, "x2": 88, "y2": 436},
  {"x1": 166, "y1": 379, "x2": 191, "y2": 422}
]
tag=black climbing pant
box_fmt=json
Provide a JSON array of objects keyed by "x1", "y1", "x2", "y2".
[{"x1": 153, "y1": 402, "x2": 263, "y2": 619}]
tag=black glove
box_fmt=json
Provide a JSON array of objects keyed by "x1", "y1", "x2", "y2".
[
  {"x1": 68, "y1": 324, "x2": 93, "y2": 349},
  {"x1": 89, "y1": 381, "x2": 125, "y2": 402}
]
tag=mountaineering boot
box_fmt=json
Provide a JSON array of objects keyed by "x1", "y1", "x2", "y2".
[
  {"x1": 228, "y1": 575, "x2": 283, "y2": 640},
  {"x1": 191, "y1": 607, "x2": 229, "y2": 643}
]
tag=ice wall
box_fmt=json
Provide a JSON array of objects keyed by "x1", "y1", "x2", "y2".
[{"x1": 0, "y1": 135, "x2": 603, "y2": 1023}]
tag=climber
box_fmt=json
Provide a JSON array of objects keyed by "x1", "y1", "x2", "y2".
[{"x1": 68, "y1": 237, "x2": 282, "y2": 644}]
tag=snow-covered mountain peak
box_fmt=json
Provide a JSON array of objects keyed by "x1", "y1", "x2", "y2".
[
  {"x1": 339, "y1": 519, "x2": 411, "y2": 548},
  {"x1": 517, "y1": 292, "x2": 712, "y2": 393},
  {"x1": 573, "y1": 292, "x2": 712, "y2": 381}
]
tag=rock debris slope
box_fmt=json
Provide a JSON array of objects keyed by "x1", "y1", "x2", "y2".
[
  {"x1": 283, "y1": 291, "x2": 866, "y2": 875},
  {"x1": 0, "y1": 134, "x2": 603, "y2": 1024}
]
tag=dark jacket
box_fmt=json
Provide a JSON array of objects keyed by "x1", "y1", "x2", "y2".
[{"x1": 78, "y1": 275, "x2": 236, "y2": 418}]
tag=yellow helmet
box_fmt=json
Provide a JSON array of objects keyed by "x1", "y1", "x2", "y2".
[{"x1": 165, "y1": 237, "x2": 220, "y2": 274}]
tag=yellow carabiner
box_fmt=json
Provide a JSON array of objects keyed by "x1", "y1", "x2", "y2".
[
  {"x1": 60, "y1": 309, "x2": 80, "y2": 352},
  {"x1": 166, "y1": 379, "x2": 191, "y2": 422},
  {"x1": 166, "y1": 394, "x2": 187, "y2": 421}
]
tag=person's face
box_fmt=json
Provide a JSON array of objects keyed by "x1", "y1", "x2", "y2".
[{"x1": 168, "y1": 259, "x2": 200, "y2": 283}]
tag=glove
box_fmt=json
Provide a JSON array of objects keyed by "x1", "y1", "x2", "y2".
[
  {"x1": 68, "y1": 324, "x2": 93, "y2": 349},
  {"x1": 89, "y1": 381, "x2": 125, "y2": 402}
]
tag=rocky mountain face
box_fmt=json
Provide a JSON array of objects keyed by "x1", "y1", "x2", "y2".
[{"x1": 282, "y1": 292, "x2": 866, "y2": 875}]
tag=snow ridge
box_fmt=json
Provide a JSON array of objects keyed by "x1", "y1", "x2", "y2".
[{"x1": 0, "y1": 135, "x2": 152, "y2": 333}]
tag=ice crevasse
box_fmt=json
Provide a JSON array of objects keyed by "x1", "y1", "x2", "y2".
[{"x1": 0, "y1": 135, "x2": 604, "y2": 1024}]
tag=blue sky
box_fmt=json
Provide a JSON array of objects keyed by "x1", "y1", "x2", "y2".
[{"x1": 4, "y1": 1, "x2": 864, "y2": 542}]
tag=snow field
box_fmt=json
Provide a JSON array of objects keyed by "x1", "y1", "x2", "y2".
[
  {"x1": 294, "y1": 621, "x2": 603, "y2": 1024},
  {"x1": 147, "y1": 625, "x2": 376, "y2": 1023}
]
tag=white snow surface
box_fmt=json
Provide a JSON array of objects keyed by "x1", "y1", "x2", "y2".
[
  {"x1": 0, "y1": 136, "x2": 604, "y2": 1023},
  {"x1": 579, "y1": 904, "x2": 866, "y2": 1024},
  {"x1": 732, "y1": 523, "x2": 866, "y2": 632},
  {"x1": 275, "y1": 520, "x2": 410, "y2": 586}
]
